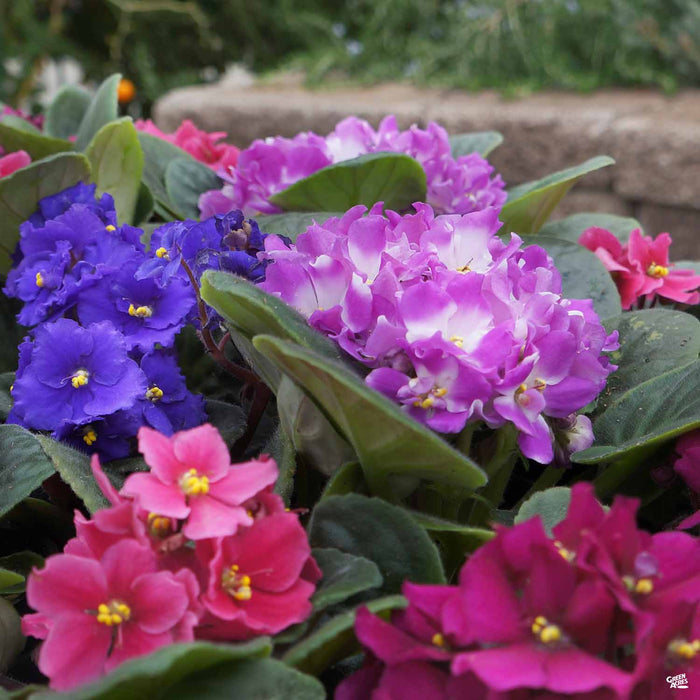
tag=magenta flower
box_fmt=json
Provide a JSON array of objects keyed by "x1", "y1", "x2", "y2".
[
  {"x1": 579, "y1": 226, "x2": 700, "y2": 309},
  {"x1": 674, "y1": 430, "x2": 700, "y2": 493},
  {"x1": 22, "y1": 539, "x2": 199, "y2": 690},
  {"x1": 199, "y1": 115, "x2": 505, "y2": 217},
  {"x1": 262, "y1": 204, "x2": 616, "y2": 463},
  {"x1": 197, "y1": 512, "x2": 321, "y2": 639},
  {"x1": 135, "y1": 119, "x2": 239, "y2": 172},
  {"x1": 121, "y1": 424, "x2": 278, "y2": 540},
  {"x1": 0, "y1": 149, "x2": 31, "y2": 177}
]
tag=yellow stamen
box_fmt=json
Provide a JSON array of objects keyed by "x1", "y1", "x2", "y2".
[
  {"x1": 128, "y1": 304, "x2": 153, "y2": 318},
  {"x1": 83, "y1": 429, "x2": 98, "y2": 446},
  {"x1": 553, "y1": 540, "x2": 575, "y2": 562},
  {"x1": 432, "y1": 632, "x2": 445, "y2": 647},
  {"x1": 668, "y1": 638, "x2": 699, "y2": 660},
  {"x1": 155, "y1": 247, "x2": 170, "y2": 259},
  {"x1": 179, "y1": 468, "x2": 210, "y2": 496},
  {"x1": 71, "y1": 369, "x2": 90, "y2": 388},
  {"x1": 105, "y1": 225, "x2": 116, "y2": 232},
  {"x1": 647, "y1": 262, "x2": 669, "y2": 278},
  {"x1": 420, "y1": 396, "x2": 435, "y2": 409},
  {"x1": 532, "y1": 616, "x2": 562, "y2": 644},
  {"x1": 35, "y1": 272, "x2": 45, "y2": 288},
  {"x1": 433, "y1": 387, "x2": 448, "y2": 397},
  {"x1": 145, "y1": 386, "x2": 164, "y2": 402},
  {"x1": 635, "y1": 578, "x2": 654, "y2": 595},
  {"x1": 449, "y1": 335, "x2": 464, "y2": 348},
  {"x1": 533, "y1": 378, "x2": 547, "y2": 392},
  {"x1": 147, "y1": 512, "x2": 174, "y2": 538},
  {"x1": 221, "y1": 564, "x2": 253, "y2": 601},
  {"x1": 96, "y1": 600, "x2": 131, "y2": 626},
  {"x1": 457, "y1": 263, "x2": 471, "y2": 274}
]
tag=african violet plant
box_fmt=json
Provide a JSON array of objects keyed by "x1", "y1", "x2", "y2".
[{"x1": 0, "y1": 74, "x2": 699, "y2": 698}]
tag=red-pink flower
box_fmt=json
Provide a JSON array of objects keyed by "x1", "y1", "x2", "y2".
[
  {"x1": 0, "y1": 150, "x2": 31, "y2": 177},
  {"x1": 197, "y1": 512, "x2": 320, "y2": 639},
  {"x1": 22, "y1": 539, "x2": 199, "y2": 690},
  {"x1": 135, "y1": 118, "x2": 239, "y2": 172},
  {"x1": 579, "y1": 227, "x2": 700, "y2": 309},
  {"x1": 121, "y1": 425, "x2": 278, "y2": 540}
]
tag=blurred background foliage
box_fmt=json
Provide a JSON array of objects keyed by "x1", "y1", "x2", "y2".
[{"x1": 3, "y1": 0, "x2": 700, "y2": 116}]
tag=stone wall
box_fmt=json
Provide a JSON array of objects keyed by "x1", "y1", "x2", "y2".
[{"x1": 154, "y1": 82, "x2": 700, "y2": 259}]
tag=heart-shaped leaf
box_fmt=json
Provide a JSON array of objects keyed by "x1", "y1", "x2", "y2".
[
  {"x1": 515, "y1": 486, "x2": 572, "y2": 535},
  {"x1": 73, "y1": 74, "x2": 121, "y2": 152},
  {"x1": 597, "y1": 309, "x2": 700, "y2": 413},
  {"x1": 0, "y1": 568, "x2": 24, "y2": 594},
  {"x1": 133, "y1": 182, "x2": 154, "y2": 225},
  {"x1": 85, "y1": 118, "x2": 144, "y2": 224},
  {"x1": 253, "y1": 335, "x2": 487, "y2": 497},
  {"x1": 0, "y1": 598, "x2": 23, "y2": 674},
  {"x1": 0, "y1": 551, "x2": 43, "y2": 594},
  {"x1": 539, "y1": 212, "x2": 641, "y2": 244},
  {"x1": 0, "y1": 119, "x2": 72, "y2": 160},
  {"x1": 44, "y1": 84, "x2": 93, "y2": 140},
  {"x1": 521, "y1": 235, "x2": 621, "y2": 318},
  {"x1": 311, "y1": 548, "x2": 383, "y2": 612},
  {"x1": 165, "y1": 158, "x2": 222, "y2": 220},
  {"x1": 34, "y1": 639, "x2": 272, "y2": 700},
  {"x1": 256, "y1": 211, "x2": 344, "y2": 241},
  {"x1": 449, "y1": 131, "x2": 504, "y2": 157},
  {"x1": 501, "y1": 156, "x2": 615, "y2": 235},
  {"x1": 0, "y1": 152, "x2": 92, "y2": 275},
  {"x1": 268, "y1": 152, "x2": 427, "y2": 213},
  {"x1": 308, "y1": 494, "x2": 445, "y2": 592},
  {"x1": 574, "y1": 360, "x2": 700, "y2": 464},
  {"x1": 0, "y1": 425, "x2": 56, "y2": 517},
  {"x1": 282, "y1": 595, "x2": 406, "y2": 676}
]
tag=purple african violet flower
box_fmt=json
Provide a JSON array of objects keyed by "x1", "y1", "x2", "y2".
[
  {"x1": 134, "y1": 351, "x2": 207, "y2": 435},
  {"x1": 551, "y1": 414, "x2": 594, "y2": 467},
  {"x1": 76, "y1": 257, "x2": 194, "y2": 352},
  {"x1": 10, "y1": 319, "x2": 146, "y2": 431},
  {"x1": 261, "y1": 203, "x2": 617, "y2": 464},
  {"x1": 199, "y1": 116, "x2": 505, "y2": 217}
]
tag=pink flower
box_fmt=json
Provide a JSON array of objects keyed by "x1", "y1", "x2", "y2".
[
  {"x1": 22, "y1": 539, "x2": 199, "y2": 690},
  {"x1": 579, "y1": 226, "x2": 700, "y2": 309},
  {"x1": 135, "y1": 119, "x2": 239, "y2": 172},
  {"x1": 0, "y1": 150, "x2": 31, "y2": 177},
  {"x1": 121, "y1": 424, "x2": 278, "y2": 540},
  {"x1": 197, "y1": 512, "x2": 320, "y2": 639}
]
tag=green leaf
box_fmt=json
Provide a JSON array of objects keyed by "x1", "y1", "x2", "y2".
[
  {"x1": 200, "y1": 270, "x2": 343, "y2": 364},
  {"x1": 0, "y1": 425, "x2": 55, "y2": 518},
  {"x1": 133, "y1": 182, "x2": 154, "y2": 225},
  {"x1": 0, "y1": 372, "x2": 13, "y2": 421},
  {"x1": 574, "y1": 360, "x2": 700, "y2": 464},
  {"x1": 539, "y1": 212, "x2": 641, "y2": 244},
  {"x1": 308, "y1": 494, "x2": 445, "y2": 592},
  {"x1": 311, "y1": 548, "x2": 383, "y2": 611},
  {"x1": 44, "y1": 84, "x2": 93, "y2": 140},
  {"x1": 321, "y1": 461, "x2": 366, "y2": 499},
  {"x1": 449, "y1": 131, "x2": 504, "y2": 157},
  {"x1": 265, "y1": 423, "x2": 296, "y2": 504},
  {"x1": 256, "y1": 211, "x2": 344, "y2": 242},
  {"x1": 74, "y1": 74, "x2": 121, "y2": 152},
  {"x1": 138, "y1": 132, "x2": 198, "y2": 219},
  {"x1": 501, "y1": 156, "x2": 615, "y2": 235},
  {"x1": 283, "y1": 595, "x2": 406, "y2": 675},
  {"x1": 0, "y1": 598, "x2": 23, "y2": 674},
  {"x1": 203, "y1": 399, "x2": 247, "y2": 449},
  {"x1": 36, "y1": 639, "x2": 272, "y2": 700},
  {"x1": 170, "y1": 658, "x2": 324, "y2": 700},
  {"x1": 0, "y1": 568, "x2": 24, "y2": 593},
  {"x1": 598, "y1": 310, "x2": 700, "y2": 413},
  {"x1": 165, "y1": 158, "x2": 222, "y2": 220},
  {"x1": 0, "y1": 153, "x2": 92, "y2": 275},
  {"x1": 521, "y1": 235, "x2": 621, "y2": 318},
  {"x1": 268, "y1": 152, "x2": 427, "y2": 212},
  {"x1": 85, "y1": 118, "x2": 144, "y2": 224},
  {"x1": 515, "y1": 487, "x2": 572, "y2": 535},
  {"x1": 253, "y1": 335, "x2": 487, "y2": 497},
  {"x1": 35, "y1": 435, "x2": 108, "y2": 513},
  {"x1": 0, "y1": 120, "x2": 72, "y2": 160}
]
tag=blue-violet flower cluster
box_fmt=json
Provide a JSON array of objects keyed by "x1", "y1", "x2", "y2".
[
  {"x1": 4, "y1": 184, "x2": 272, "y2": 460},
  {"x1": 261, "y1": 203, "x2": 618, "y2": 463}
]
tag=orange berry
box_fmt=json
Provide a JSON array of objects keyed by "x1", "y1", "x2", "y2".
[{"x1": 117, "y1": 78, "x2": 136, "y2": 104}]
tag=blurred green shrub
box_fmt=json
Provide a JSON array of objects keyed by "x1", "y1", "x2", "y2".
[{"x1": 3, "y1": 0, "x2": 700, "y2": 113}]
